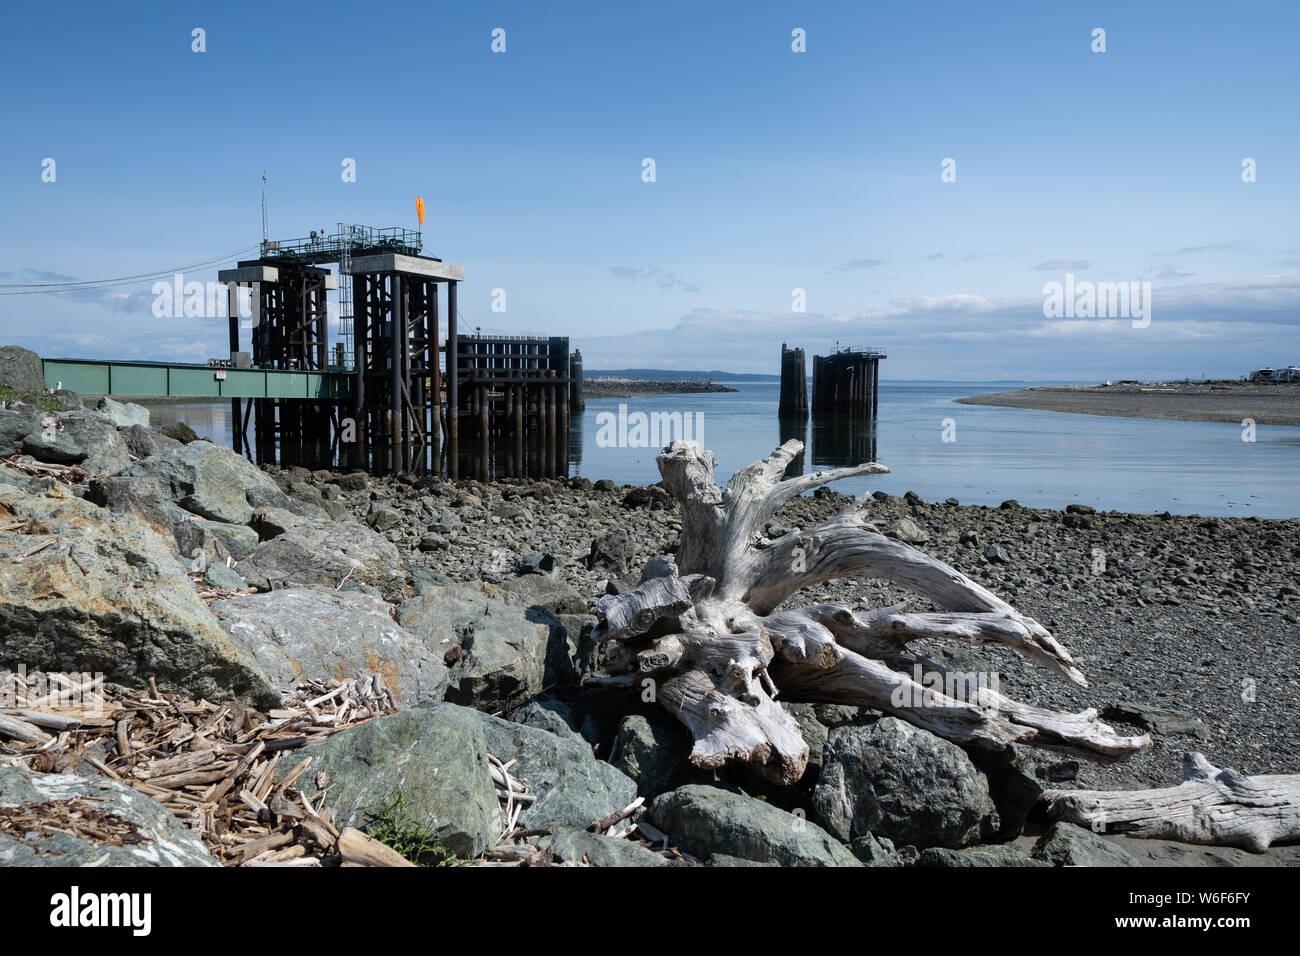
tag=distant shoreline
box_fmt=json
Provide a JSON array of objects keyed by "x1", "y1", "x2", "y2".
[
  {"x1": 583, "y1": 380, "x2": 739, "y2": 399},
  {"x1": 956, "y1": 382, "x2": 1300, "y2": 426}
]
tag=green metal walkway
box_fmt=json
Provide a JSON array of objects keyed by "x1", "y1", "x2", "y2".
[{"x1": 43, "y1": 358, "x2": 354, "y2": 401}]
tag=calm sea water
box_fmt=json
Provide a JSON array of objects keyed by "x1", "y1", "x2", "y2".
[{"x1": 148, "y1": 381, "x2": 1300, "y2": 519}]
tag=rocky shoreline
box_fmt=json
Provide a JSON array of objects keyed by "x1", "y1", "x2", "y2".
[
  {"x1": 957, "y1": 381, "x2": 1300, "y2": 426},
  {"x1": 2, "y1": 344, "x2": 1298, "y2": 867},
  {"x1": 583, "y1": 380, "x2": 739, "y2": 398}
]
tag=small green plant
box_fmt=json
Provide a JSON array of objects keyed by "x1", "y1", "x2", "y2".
[
  {"x1": 365, "y1": 791, "x2": 464, "y2": 867},
  {"x1": 0, "y1": 386, "x2": 60, "y2": 412}
]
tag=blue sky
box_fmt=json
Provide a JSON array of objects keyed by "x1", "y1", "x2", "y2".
[{"x1": 1, "y1": 0, "x2": 1297, "y2": 379}]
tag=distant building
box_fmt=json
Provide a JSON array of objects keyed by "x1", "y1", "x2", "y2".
[{"x1": 1248, "y1": 366, "x2": 1300, "y2": 382}]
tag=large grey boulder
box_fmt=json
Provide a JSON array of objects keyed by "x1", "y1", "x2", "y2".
[
  {"x1": 188, "y1": 517, "x2": 260, "y2": 562},
  {"x1": 0, "y1": 405, "x2": 40, "y2": 457},
  {"x1": 237, "y1": 519, "x2": 407, "y2": 602},
  {"x1": 489, "y1": 574, "x2": 591, "y2": 617},
  {"x1": 21, "y1": 409, "x2": 131, "y2": 474},
  {"x1": 120, "y1": 442, "x2": 323, "y2": 524},
  {"x1": 849, "y1": 833, "x2": 902, "y2": 866},
  {"x1": 398, "y1": 582, "x2": 571, "y2": 713},
  {"x1": 475, "y1": 708, "x2": 637, "y2": 831},
  {"x1": 812, "y1": 717, "x2": 999, "y2": 849},
  {"x1": 211, "y1": 586, "x2": 449, "y2": 704},
  {"x1": 1031, "y1": 822, "x2": 1143, "y2": 867},
  {"x1": 119, "y1": 424, "x2": 181, "y2": 460},
  {"x1": 0, "y1": 345, "x2": 45, "y2": 395},
  {"x1": 289, "y1": 705, "x2": 499, "y2": 858},
  {"x1": 510, "y1": 699, "x2": 582, "y2": 740},
  {"x1": 537, "y1": 828, "x2": 670, "y2": 867},
  {"x1": 647, "y1": 785, "x2": 861, "y2": 867},
  {"x1": 612, "y1": 713, "x2": 692, "y2": 799},
  {"x1": 85, "y1": 475, "x2": 175, "y2": 534},
  {"x1": 917, "y1": 845, "x2": 1050, "y2": 868},
  {"x1": 0, "y1": 765, "x2": 217, "y2": 866},
  {"x1": 0, "y1": 486, "x2": 278, "y2": 706},
  {"x1": 95, "y1": 396, "x2": 150, "y2": 429}
]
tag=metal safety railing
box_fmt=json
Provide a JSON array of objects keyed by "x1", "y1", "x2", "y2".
[{"x1": 260, "y1": 225, "x2": 422, "y2": 264}]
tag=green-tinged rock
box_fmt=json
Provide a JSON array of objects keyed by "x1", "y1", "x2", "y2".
[
  {"x1": 237, "y1": 519, "x2": 407, "y2": 602},
  {"x1": 191, "y1": 517, "x2": 260, "y2": 561},
  {"x1": 538, "y1": 828, "x2": 670, "y2": 867},
  {"x1": 85, "y1": 475, "x2": 174, "y2": 533},
  {"x1": 0, "y1": 486, "x2": 278, "y2": 706},
  {"x1": 399, "y1": 582, "x2": 572, "y2": 713},
  {"x1": 121, "y1": 441, "x2": 322, "y2": 524},
  {"x1": 849, "y1": 833, "x2": 902, "y2": 866},
  {"x1": 289, "y1": 705, "x2": 499, "y2": 858},
  {"x1": 22, "y1": 409, "x2": 131, "y2": 474},
  {"x1": 159, "y1": 421, "x2": 199, "y2": 443},
  {"x1": 1032, "y1": 822, "x2": 1143, "y2": 867},
  {"x1": 119, "y1": 425, "x2": 181, "y2": 459},
  {"x1": 917, "y1": 845, "x2": 1050, "y2": 867},
  {"x1": 211, "y1": 586, "x2": 449, "y2": 704},
  {"x1": 890, "y1": 516, "x2": 930, "y2": 544},
  {"x1": 813, "y1": 717, "x2": 999, "y2": 849},
  {"x1": 0, "y1": 346, "x2": 46, "y2": 394},
  {"x1": 0, "y1": 765, "x2": 217, "y2": 866},
  {"x1": 511, "y1": 699, "x2": 581, "y2": 740},
  {"x1": 612, "y1": 713, "x2": 691, "y2": 798},
  {"x1": 707, "y1": 853, "x2": 774, "y2": 866},
  {"x1": 647, "y1": 785, "x2": 862, "y2": 867},
  {"x1": 202, "y1": 560, "x2": 246, "y2": 591},
  {"x1": 474, "y1": 708, "x2": 637, "y2": 831},
  {"x1": 0, "y1": 405, "x2": 39, "y2": 458},
  {"x1": 95, "y1": 397, "x2": 149, "y2": 429}
]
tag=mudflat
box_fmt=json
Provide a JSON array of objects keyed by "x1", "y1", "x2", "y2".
[{"x1": 956, "y1": 383, "x2": 1300, "y2": 427}]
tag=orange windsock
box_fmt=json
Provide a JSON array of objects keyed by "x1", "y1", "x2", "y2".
[{"x1": 415, "y1": 197, "x2": 425, "y2": 226}]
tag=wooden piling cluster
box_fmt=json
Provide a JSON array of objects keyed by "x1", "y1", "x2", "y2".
[
  {"x1": 221, "y1": 262, "x2": 338, "y2": 470},
  {"x1": 778, "y1": 343, "x2": 808, "y2": 417},
  {"x1": 449, "y1": 335, "x2": 583, "y2": 480},
  {"x1": 351, "y1": 268, "x2": 447, "y2": 474},
  {"x1": 811, "y1": 346, "x2": 885, "y2": 418}
]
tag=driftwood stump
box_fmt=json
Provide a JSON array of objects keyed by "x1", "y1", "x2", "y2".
[{"x1": 588, "y1": 440, "x2": 1151, "y2": 785}]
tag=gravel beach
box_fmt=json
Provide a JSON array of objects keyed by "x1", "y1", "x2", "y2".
[
  {"x1": 956, "y1": 382, "x2": 1300, "y2": 426},
  {"x1": 343, "y1": 468, "x2": 1300, "y2": 794}
]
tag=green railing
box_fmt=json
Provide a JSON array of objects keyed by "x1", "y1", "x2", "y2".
[{"x1": 42, "y1": 359, "x2": 353, "y2": 401}]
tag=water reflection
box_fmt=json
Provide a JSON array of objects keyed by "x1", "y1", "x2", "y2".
[
  {"x1": 779, "y1": 414, "x2": 879, "y2": 479},
  {"x1": 449, "y1": 414, "x2": 582, "y2": 481}
]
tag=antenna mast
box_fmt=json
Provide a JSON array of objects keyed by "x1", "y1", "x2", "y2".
[{"x1": 260, "y1": 170, "x2": 269, "y2": 255}]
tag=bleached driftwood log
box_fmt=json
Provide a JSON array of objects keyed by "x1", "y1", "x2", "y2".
[
  {"x1": 588, "y1": 440, "x2": 1150, "y2": 785},
  {"x1": 1043, "y1": 753, "x2": 1300, "y2": 852}
]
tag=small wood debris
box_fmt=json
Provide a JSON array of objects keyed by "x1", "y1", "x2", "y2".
[
  {"x1": 1, "y1": 455, "x2": 87, "y2": 484},
  {"x1": 2, "y1": 668, "x2": 688, "y2": 867},
  {"x1": 0, "y1": 797, "x2": 147, "y2": 847},
  {"x1": 0, "y1": 673, "x2": 408, "y2": 866}
]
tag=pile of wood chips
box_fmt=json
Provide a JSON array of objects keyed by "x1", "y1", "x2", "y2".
[
  {"x1": 2, "y1": 667, "x2": 691, "y2": 867},
  {"x1": 0, "y1": 671, "x2": 414, "y2": 866}
]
